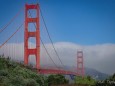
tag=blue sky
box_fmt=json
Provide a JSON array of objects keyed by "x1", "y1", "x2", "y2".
[
  {"x1": 0, "y1": 0, "x2": 115, "y2": 74},
  {"x1": 0, "y1": 0, "x2": 115, "y2": 45}
]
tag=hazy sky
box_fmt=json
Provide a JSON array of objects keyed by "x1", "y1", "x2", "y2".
[{"x1": 0, "y1": 0, "x2": 115, "y2": 75}]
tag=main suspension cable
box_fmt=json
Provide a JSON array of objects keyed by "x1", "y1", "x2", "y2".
[
  {"x1": 28, "y1": 10, "x2": 60, "y2": 69},
  {"x1": 40, "y1": 37, "x2": 60, "y2": 69},
  {"x1": 0, "y1": 23, "x2": 23, "y2": 48},
  {"x1": 0, "y1": 7, "x2": 23, "y2": 33},
  {"x1": 39, "y1": 5, "x2": 64, "y2": 67}
]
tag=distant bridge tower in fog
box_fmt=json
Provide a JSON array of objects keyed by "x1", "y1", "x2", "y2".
[{"x1": 77, "y1": 50, "x2": 85, "y2": 77}]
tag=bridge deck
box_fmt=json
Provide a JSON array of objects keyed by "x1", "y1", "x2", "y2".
[{"x1": 39, "y1": 69, "x2": 77, "y2": 75}]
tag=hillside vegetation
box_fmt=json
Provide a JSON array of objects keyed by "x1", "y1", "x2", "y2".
[
  {"x1": 74, "y1": 76, "x2": 96, "y2": 85},
  {"x1": 0, "y1": 55, "x2": 68, "y2": 86}
]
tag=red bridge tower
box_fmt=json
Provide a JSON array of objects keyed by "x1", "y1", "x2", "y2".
[
  {"x1": 77, "y1": 50, "x2": 84, "y2": 77},
  {"x1": 24, "y1": 4, "x2": 40, "y2": 69}
]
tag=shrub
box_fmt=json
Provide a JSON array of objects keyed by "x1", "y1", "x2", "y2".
[
  {"x1": 0, "y1": 70, "x2": 8, "y2": 76},
  {"x1": 47, "y1": 74, "x2": 69, "y2": 85},
  {"x1": 25, "y1": 79, "x2": 39, "y2": 86}
]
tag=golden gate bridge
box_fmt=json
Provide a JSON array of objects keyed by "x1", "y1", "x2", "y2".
[{"x1": 0, "y1": 3, "x2": 84, "y2": 77}]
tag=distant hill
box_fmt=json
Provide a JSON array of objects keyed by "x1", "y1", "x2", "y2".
[
  {"x1": 60, "y1": 66, "x2": 109, "y2": 80},
  {"x1": 85, "y1": 68, "x2": 109, "y2": 80}
]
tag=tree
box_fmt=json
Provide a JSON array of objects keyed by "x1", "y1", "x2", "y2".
[
  {"x1": 74, "y1": 76, "x2": 96, "y2": 85},
  {"x1": 47, "y1": 74, "x2": 69, "y2": 85},
  {"x1": 87, "y1": 76, "x2": 91, "y2": 81}
]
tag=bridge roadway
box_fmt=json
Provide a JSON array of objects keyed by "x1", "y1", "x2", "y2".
[{"x1": 38, "y1": 69, "x2": 77, "y2": 75}]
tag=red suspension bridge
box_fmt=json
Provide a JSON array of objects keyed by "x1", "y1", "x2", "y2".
[{"x1": 0, "y1": 4, "x2": 84, "y2": 77}]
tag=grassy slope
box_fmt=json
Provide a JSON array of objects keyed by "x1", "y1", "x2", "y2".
[{"x1": 0, "y1": 56, "x2": 47, "y2": 86}]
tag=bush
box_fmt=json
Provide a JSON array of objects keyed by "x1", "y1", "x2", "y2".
[
  {"x1": 0, "y1": 70, "x2": 8, "y2": 76},
  {"x1": 25, "y1": 79, "x2": 39, "y2": 86},
  {"x1": 47, "y1": 74, "x2": 69, "y2": 85},
  {"x1": 74, "y1": 76, "x2": 96, "y2": 85},
  {"x1": 8, "y1": 76, "x2": 25, "y2": 86}
]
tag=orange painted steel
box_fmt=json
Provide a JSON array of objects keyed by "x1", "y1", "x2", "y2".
[
  {"x1": 39, "y1": 69, "x2": 77, "y2": 75},
  {"x1": 77, "y1": 50, "x2": 84, "y2": 77},
  {"x1": 24, "y1": 4, "x2": 40, "y2": 70}
]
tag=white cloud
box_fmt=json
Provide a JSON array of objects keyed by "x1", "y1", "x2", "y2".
[{"x1": 0, "y1": 42, "x2": 115, "y2": 74}]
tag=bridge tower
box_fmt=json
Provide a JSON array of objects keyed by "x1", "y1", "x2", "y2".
[
  {"x1": 77, "y1": 50, "x2": 84, "y2": 77},
  {"x1": 24, "y1": 4, "x2": 40, "y2": 69}
]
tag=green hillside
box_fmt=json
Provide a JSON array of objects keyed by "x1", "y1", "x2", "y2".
[
  {"x1": 74, "y1": 76, "x2": 96, "y2": 85},
  {"x1": 0, "y1": 55, "x2": 48, "y2": 86},
  {"x1": 0, "y1": 55, "x2": 68, "y2": 86}
]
